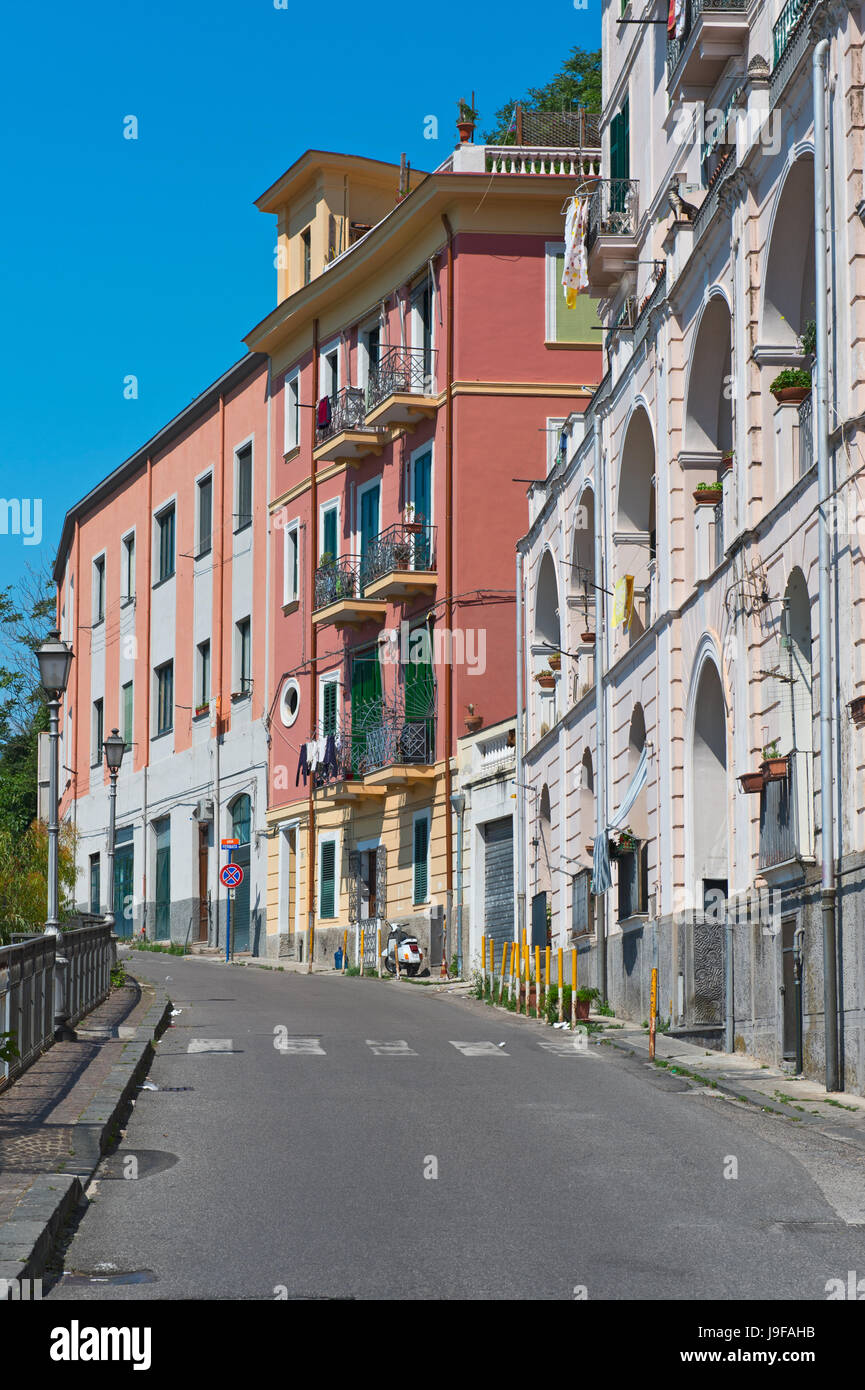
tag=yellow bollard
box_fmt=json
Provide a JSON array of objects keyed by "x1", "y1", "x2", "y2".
[
  {"x1": 481, "y1": 935, "x2": 487, "y2": 994},
  {"x1": 360, "y1": 927, "x2": 365, "y2": 976},
  {"x1": 534, "y1": 945, "x2": 541, "y2": 1018},
  {"x1": 523, "y1": 939, "x2": 529, "y2": 1015},
  {"x1": 545, "y1": 945, "x2": 551, "y2": 1022},
  {"x1": 342, "y1": 929, "x2": 348, "y2": 974},
  {"x1": 377, "y1": 925, "x2": 382, "y2": 978},
  {"x1": 509, "y1": 940, "x2": 517, "y2": 1004},
  {"x1": 558, "y1": 947, "x2": 564, "y2": 1023},
  {"x1": 571, "y1": 948, "x2": 577, "y2": 1028}
]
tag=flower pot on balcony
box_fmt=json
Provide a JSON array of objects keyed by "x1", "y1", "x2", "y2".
[
  {"x1": 535, "y1": 672, "x2": 556, "y2": 689},
  {"x1": 720, "y1": 451, "x2": 734, "y2": 473},
  {"x1": 405, "y1": 522, "x2": 423, "y2": 535},
  {"x1": 738, "y1": 771, "x2": 765, "y2": 795},
  {"x1": 694, "y1": 487, "x2": 723, "y2": 504},
  {"x1": 581, "y1": 631, "x2": 596, "y2": 644},
  {"x1": 465, "y1": 714, "x2": 483, "y2": 733},
  {"x1": 548, "y1": 653, "x2": 561, "y2": 671},
  {"x1": 761, "y1": 756, "x2": 789, "y2": 782},
  {"x1": 456, "y1": 120, "x2": 475, "y2": 144},
  {"x1": 849, "y1": 695, "x2": 865, "y2": 729},
  {"x1": 772, "y1": 386, "x2": 810, "y2": 405}
]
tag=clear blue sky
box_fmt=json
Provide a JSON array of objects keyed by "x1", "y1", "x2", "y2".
[{"x1": 0, "y1": 0, "x2": 599, "y2": 601}]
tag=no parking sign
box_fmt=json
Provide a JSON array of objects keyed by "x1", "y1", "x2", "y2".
[{"x1": 220, "y1": 863, "x2": 244, "y2": 889}]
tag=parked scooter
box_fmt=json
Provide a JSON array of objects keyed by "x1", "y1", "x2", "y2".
[{"x1": 382, "y1": 927, "x2": 423, "y2": 976}]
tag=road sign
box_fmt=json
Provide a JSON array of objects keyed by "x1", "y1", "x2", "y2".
[
  {"x1": 221, "y1": 838, "x2": 239, "y2": 849},
  {"x1": 220, "y1": 863, "x2": 244, "y2": 889}
]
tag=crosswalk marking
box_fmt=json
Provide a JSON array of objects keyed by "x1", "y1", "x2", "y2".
[
  {"x1": 187, "y1": 1038, "x2": 234, "y2": 1053},
  {"x1": 366, "y1": 1040, "x2": 417, "y2": 1056},
  {"x1": 275, "y1": 1036, "x2": 326, "y2": 1055},
  {"x1": 449, "y1": 1041, "x2": 509, "y2": 1057}
]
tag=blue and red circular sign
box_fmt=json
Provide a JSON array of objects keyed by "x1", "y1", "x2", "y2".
[{"x1": 220, "y1": 863, "x2": 244, "y2": 889}]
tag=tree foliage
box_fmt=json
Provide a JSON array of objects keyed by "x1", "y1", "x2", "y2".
[
  {"x1": 0, "y1": 821, "x2": 78, "y2": 943},
  {"x1": 483, "y1": 46, "x2": 602, "y2": 144},
  {"x1": 0, "y1": 564, "x2": 54, "y2": 836}
]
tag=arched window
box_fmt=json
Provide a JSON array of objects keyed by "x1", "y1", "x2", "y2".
[
  {"x1": 616, "y1": 409, "x2": 656, "y2": 643},
  {"x1": 231, "y1": 794, "x2": 252, "y2": 846},
  {"x1": 761, "y1": 157, "x2": 816, "y2": 349}
]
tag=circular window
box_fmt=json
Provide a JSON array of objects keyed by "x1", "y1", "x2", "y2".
[{"x1": 280, "y1": 678, "x2": 300, "y2": 728}]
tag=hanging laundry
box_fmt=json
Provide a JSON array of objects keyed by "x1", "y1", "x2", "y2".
[
  {"x1": 562, "y1": 196, "x2": 590, "y2": 308},
  {"x1": 612, "y1": 575, "x2": 635, "y2": 631},
  {"x1": 306, "y1": 739, "x2": 319, "y2": 772},
  {"x1": 674, "y1": 0, "x2": 687, "y2": 40},
  {"x1": 667, "y1": 0, "x2": 676, "y2": 35},
  {"x1": 295, "y1": 744, "x2": 310, "y2": 787},
  {"x1": 317, "y1": 396, "x2": 331, "y2": 428}
]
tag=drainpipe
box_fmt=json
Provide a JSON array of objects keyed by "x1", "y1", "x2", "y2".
[
  {"x1": 515, "y1": 547, "x2": 527, "y2": 955},
  {"x1": 593, "y1": 422, "x2": 608, "y2": 1003},
  {"x1": 813, "y1": 38, "x2": 839, "y2": 1092},
  {"x1": 441, "y1": 214, "x2": 455, "y2": 973},
  {"x1": 308, "y1": 320, "x2": 320, "y2": 973}
]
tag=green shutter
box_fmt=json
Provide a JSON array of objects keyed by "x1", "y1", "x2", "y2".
[
  {"x1": 322, "y1": 680, "x2": 337, "y2": 735},
  {"x1": 609, "y1": 111, "x2": 622, "y2": 183},
  {"x1": 413, "y1": 817, "x2": 429, "y2": 904},
  {"x1": 621, "y1": 97, "x2": 630, "y2": 180},
  {"x1": 320, "y1": 840, "x2": 336, "y2": 918},
  {"x1": 323, "y1": 507, "x2": 337, "y2": 560}
]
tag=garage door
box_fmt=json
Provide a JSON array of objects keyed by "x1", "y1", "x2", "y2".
[{"x1": 483, "y1": 817, "x2": 514, "y2": 962}]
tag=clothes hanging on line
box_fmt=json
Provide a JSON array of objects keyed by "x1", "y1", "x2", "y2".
[
  {"x1": 562, "y1": 196, "x2": 590, "y2": 308},
  {"x1": 295, "y1": 744, "x2": 310, "y2": 787},
  {"x1": 317, "y1": 396, "x2": 331, "y2": 428}
]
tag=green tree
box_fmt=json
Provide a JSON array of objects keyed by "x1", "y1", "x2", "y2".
[
  {"x1": 0, "y1": 821, "x2": 78, "y2": 943},
  {"x1": 483, "y1": 47, "x2": 602, "y2": 144},
  {"x1": 0, "y1": 564, "x2": 54, "y2": 836}
]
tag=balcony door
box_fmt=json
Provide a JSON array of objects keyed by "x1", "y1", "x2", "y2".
[
  {"x1": 359, "y1": 480, "x2": 380, "y2": 566},
  {"x1": 351, "y1": 645, "x2": 382, "y2": 772},
  {"x1": 404, "y1": 627, "x2": 434, "y2": 762},
  {"x1": 410, "y1": 450, "x2": 432, "y2": 569}
]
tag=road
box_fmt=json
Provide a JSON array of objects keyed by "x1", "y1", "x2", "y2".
[{"x1": 46, "y1": 954, "x2": 865, "y2": 1301}]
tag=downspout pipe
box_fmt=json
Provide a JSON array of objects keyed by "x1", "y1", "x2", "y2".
[
  {"x1": 813, "y1": 37, "x2": 839, "y2": 1092},
  {"x1": 441, "y1": 214, "x2": 455, "y2": 973},
  {"x1": 515, "y1": 546, "x2": 526, "y2": 954},
  {"x1": 593, "y1": 421, "x2": 607, "y2": 1004},
  {"x1": 308, "y1": 320, "x2": 320, "y2": 973}
]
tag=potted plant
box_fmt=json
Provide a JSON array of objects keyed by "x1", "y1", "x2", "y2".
[
  {"x1": 761, "y1": 739, "x2": 789, "y2": 780},
  {"x1": 393, "y1": 539, "x2": 412, "y2": 570},
  {"x1": 615, "y1": 825, "x2": 639, "y2": 854},
  {"x1": 535, "y1": 670, "x2": 556, "y2": 689},
  {"x1": 720, "y1": 449, "x2": 734, "y2": 472},
  {"x1": 404, "y1": 504, "x2": 425, "y2": 535},
  {"x1": 799, "y1": 320, "x2": 816, "y2": 359},
  {"x1": 548, "y1": 652, "x2": 562, "y2": 671},
  {"x1": 694, "y1": 481, "x2": 723, "y2": 504},
  {"x1": 575, "y1": 985, "x2": 600, "y2": 1021},
  {"x1": 319, "y1": 550, "x2": 335, "y2": 569},
  {"x1": 194, "y1": 702, "x2": 210, "y2": 718},
  {"x1": 769, "y1": 367, "x2": 811, "y2": 405},
  {"x1": 465, "y1": 704, "x2": 483, "y2": 732},
  {"x1": 738, "y1": 770, "x2": 765, "y2": 794},
  {"x1": 581, "y1": 630, "x2": 596, "y2": 644},
  {"x1": 456, "y1": 99, "x2": 478, "y2": 143}
]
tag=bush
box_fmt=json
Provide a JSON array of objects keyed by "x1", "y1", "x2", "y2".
[
  {"x1": 0, "y1": 821, "x2": 77, "y2": 943},
  {"x1": 769, "y1": 367, "x2": 811, "y2": 392}
]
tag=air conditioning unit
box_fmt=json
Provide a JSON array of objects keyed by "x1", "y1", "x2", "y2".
[{"x1": 193, "y1": 799, "x2": 214, "y2": 822}]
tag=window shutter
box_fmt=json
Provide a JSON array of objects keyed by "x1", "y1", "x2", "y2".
[
  {"x1": 413, "y1": 817, "x2": 429, "y2": 904},
  {"x1": 323, "y1": 681, "x2": 337, "y2": 735},
  {"x1": 609, "y1": 111, "x2": 621, "y2": 183},
  {"x1": 621, "y1": 97, "x2": 630, "y2": 180},
  {"x1": 320, "y1": 841, "x2": 336, "y2": 918}
]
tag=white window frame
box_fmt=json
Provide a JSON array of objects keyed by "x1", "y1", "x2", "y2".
[
  {"x1": 153, "y1": 497, "x2": 177, "y2": 585},
  {"x1": 283, "y1": 517, "x2": 300, "y2": 606},
  {"x1": 234, "y1": 616, "x2": 252, "y2": 697},
  {"x1": 277, "y1": 818, "x2": 301, "y2": 937},
  {"x1": 412, "y1": 808, "x2": 431, "y2": 905},
  {"x1": 319, "y1": 339, "x2": 341, "y2": 398},
  {"x1": 92, "y1": 553, "x2": 106, "y2": 626},
  {"x1": 319, "y1": 498, "x2": 341, "y2": 561},
  {"x1": 545, "y1": 240, "x2": 575, "y2": 343},
  {"x1": 318, "y1": 671, "x2": 341, "y2": 738},
  {"x1": 284, "y1": 369, "x2": 300, "y2": 454},
  {"x1": 355, "y1": 476, "x2": 381, "y2": 551},
  {"x1": 91, "y1": 697, "x2": 104, "y2": 767},
  {"x1": 358, "y1": 315, "x2": 381, "y2": 391},
  {"x1": 233, "y1": 437, "x2": 254, "y2": 532},
  {"x1": 195, "y1": 471, "x2": 213, "y2": 557},
  {"x1": 318, "y1": 831, "x2": 340, "y2": 920},
  {"x1": 280, "y1": 677, "x2": 301, "y2": 728},
  {"x1": 196, "y1": 640, "x2": 211, "y2": 711},
  {"x1": 121, "y1": 531, "x2": 136, "y2": 604},
  {"x1": 410, "y1": 275, "x2": 436, "y2": 389},
  {"x1": 408, "y1": 440, "x2": 434, "y2": 528}
]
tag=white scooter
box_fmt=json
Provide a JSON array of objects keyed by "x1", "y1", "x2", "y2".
[{"x1": 382, "y1": 928, "x2": 423, "y2": 977}]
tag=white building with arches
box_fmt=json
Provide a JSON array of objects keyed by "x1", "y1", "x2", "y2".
[{"x1": 518, "y1": 0, "x2": 865, "y2": 1093}]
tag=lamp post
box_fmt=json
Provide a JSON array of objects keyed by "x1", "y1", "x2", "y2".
[
  {"x1": 102, "y1": 728, "x2": 126, "y2": 933},
  {"x1": 450, "y1": 791, "x2": 466, "y2": 979},
  {"x1": 36, "y1": 629, "x2": 74, "y2": 1037}
]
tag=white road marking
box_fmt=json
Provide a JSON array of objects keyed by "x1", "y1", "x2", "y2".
[
  {"x1": 276, "y1": 1036, "x2": 326, "y2": 1055},
  {"x1": 187, "y1": 1038, "x2": 235, "y2": 1053},
  {"x1": 536, "y1": 1036, "x2": 594, "y2": 1057},
  {"x1": 366, "y1": 1040, "x2": 417, "y2": 1056},
  {"x1": 450, "y1": 1041, "x2": 509, "y2": 1056}
]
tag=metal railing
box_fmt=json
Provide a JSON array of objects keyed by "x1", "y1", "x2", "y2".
[
  {"x1": 771, "y1": 0, "x2": 819, "y2": 103},
  {"x1": 351, "y1": 715, "x2": 435, "y2": 775},
  {"x1": 0, "y1": 923, "x2": 112, "y2": 1090},
  {"x1": 315, "y1": 386, "x2": 371, "y2": 447},
  {"x1": 586, "y1": 180, "x2": 639, "y2": 254},
  {"x1": 713, "y1": 498, "x2": 725, "y2": 568},
  {"x1": 759, "y1": 758, "x2": 799, "y2": 869},
  {"x1": 367, "y1": 346, "x2": 436, "y2": 411},
  {"x1": 667, "y1": 0, "x2": 748, "y2": 83},
  {"x1": 361, "y1": 523, "x2": 437, "y2": 588},
  {"x1": 798, "y1": 394, "x2": 813, "y2": 475},
  {"x1": 314, "y1": 555, "x2": 362, "y2": 610}
]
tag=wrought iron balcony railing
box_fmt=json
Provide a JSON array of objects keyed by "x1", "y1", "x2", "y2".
[
  {"x1": 367, "y1": 346, "x2": 437, "y2": 410},
  {"x1": 798, "y1": 394, "x2": 813, "y2": 476},
  {"x1": 361, "y1": 523, "x2": 436, "y2": 587},
  {"x1": 313, "y1": 555, "x2": 362, "y2": 610},
  {"x1": 585, "y1": 180, "x2": 639, "y2": 255},
  {"x1": 315, "y1": 386, "x2": 371, "y2": 446},
  {"x1": 667, "y1": 0, "x2": 748, "y2": 84},
  {"x1": 347, "y1": 700, "x2": 436, "y2": 777},
  {"x1": 759, "y1": 756, "x2": 800, "y2": 869}
]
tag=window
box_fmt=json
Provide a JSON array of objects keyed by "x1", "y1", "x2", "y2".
[
  {"x1": 235, "y1": 445, "x2": 252, "y2": 530},
  {"x1": 413, "y1": 812, "x2": 430, "y2": 904},
  {"x1": 321, "y1": 345, "x2": 339, "y2": 400},
  {"x1": 156, "y1": 506, "x2": 175, "y2": 583},
  {"x1": 280, "y1": 678, "x2": 300, "y2": 727},
  {"x1": 92, "y1": 698, "x2": 104, "y2": 766},
  {"x1": 319, "y1": 837, "x2": 337, "y2": 918},
  {"x1": 411, "y1": 281, "x2": 434, "y2": 384},
  {"x1": 361, "y1": 322, "x2": 380, "y2": 390},
  {"x1": 155, "y1": 662, "x2": 174, "y2": 736},
  {"x1": 301, "y1": 227, "x2": 311, "y2": 286},
  {"x1": 197, "y1": 475, "x2": 213, "y2": 556},
  {"x1": 122, "y1": 534, "x2": 135, "y2": 602},
  {"x1": 236, "y1": 618, "x2": 251, "y2": 695},
  {"x1": 93, "y1": 556, "x2": 105, "y2": 625},
  {"x1": 320, "y1": 676, "x2": 338, "y2": 737},
  {"x1": 321, "y1": 501, "x2": 338, "y2": 562},
  {"x1": 122, "y1": 681, "x2": 133, "y2": 749},
  {"x1": 196, "y1": 641, "x2": 210, "y2": 710},
  {"x1": 610, "y1": 97, "x2": 630, "y2": 184},
  {"x1": 89, "y1": 854, "x2": 101, "y2": 916},
  {"x1": 231, "y1": 794, "x2": 252, "y2": 845},
  {"x1": 546, "y1": 243, "x2": 602, "y2": 344},
  {"x1": 154, "y1": 817, "x2": 171, "y2": 940},
  {"x1": 284, "y1": 372, "x2": 300, "y2": 453},
  {"x1": 283, "y1": 519, "x2": 300, "y2": 605}
]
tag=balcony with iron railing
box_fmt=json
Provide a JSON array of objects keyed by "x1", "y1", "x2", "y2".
[
  {"x1": 666, "y1": 0, "x2": 749, "y2": 95},
  {"x1": 365, "y1": 346, "x2": 438, "y2": 429},
  {"x1": 312, "y1": 554, "x2": 388, "y2": 629},
  {"x1": 361, "y1": 522, "x2": 438, "y2": 602},
  {"x1": 314, "y1": 385, "x2": 388, "y2": 464},
  {"x1": 758, "y1": 754, "x2": 813, "y2": 871},
  {"x1": 348, "y1": 699, "x2": 437, "y2": 787},
  {"x1": 798, "y1": 393, "x2": 813, "y2": 476},
  {"x1": 771, "y1": 0, "x2": 820, "y2": 104},
  {"x1": 585, "y1": 180, "x2": 640, "y2": 292}
]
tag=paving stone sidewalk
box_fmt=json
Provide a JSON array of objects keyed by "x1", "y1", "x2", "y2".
[{"x1": 0, "y1": 972, "x2": 170, "y2": 1286}]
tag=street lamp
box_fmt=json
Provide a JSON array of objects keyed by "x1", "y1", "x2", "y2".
[
  {"x1": 450, "y1": 791, "x2": 466, "y2": 979},
  {"x1": 102, "y1": 728, "x2": 126, "y2": 933},
  {"x1": 36, "y1": 628, "x2": 74, "y2": 1038}
]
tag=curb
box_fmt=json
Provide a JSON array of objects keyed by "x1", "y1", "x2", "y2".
[{"x1": 0, "y1": 973, "x2": 171, "y2": 1290}]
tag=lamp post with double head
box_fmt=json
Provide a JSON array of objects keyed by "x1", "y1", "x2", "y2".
[
  {"x1": 102, "y1": 729, "x2": 125, "y2": 933},
  {"x1": 36, "y1": 629, "x2": 74, "y2": 1036}
]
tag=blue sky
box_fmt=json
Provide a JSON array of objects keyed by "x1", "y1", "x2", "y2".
[{"x1": 0, "y1": 0, "x2": 600, "y2": 601}]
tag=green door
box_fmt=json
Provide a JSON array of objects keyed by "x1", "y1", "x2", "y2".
[
  {"x1": 154, "y1": 818, "x2": 170, "y2": 941},
  {"x1": 360, "y1": 483, "x2": 380, "y2": 560},
  {"x1": 351, "y1": 646, "x2": 382, "y2": 772},
  {"x1": 114, "y1": 832, "x2": 134, "y2": 939},
  {"x1": 230, "y1": 796, "x2": 251, "y2": 953},
  {"x1": 412, "y1": 451, "x2": 432, "y2": 570},
  {"x1": 404, "y1": 629, "x2": 435, "y2": 763},
  {"x1": 322, "y1": 506, "x2": 337, "y2": 562}
]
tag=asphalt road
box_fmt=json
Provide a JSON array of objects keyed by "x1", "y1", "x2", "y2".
[{"x1": 46, "y1": 955, "x2": 865, "y2": 1301}]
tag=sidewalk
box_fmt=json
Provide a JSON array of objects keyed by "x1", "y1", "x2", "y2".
[{"x1": 0, "y1": 970, "x2": 170, "y2": 1288}]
